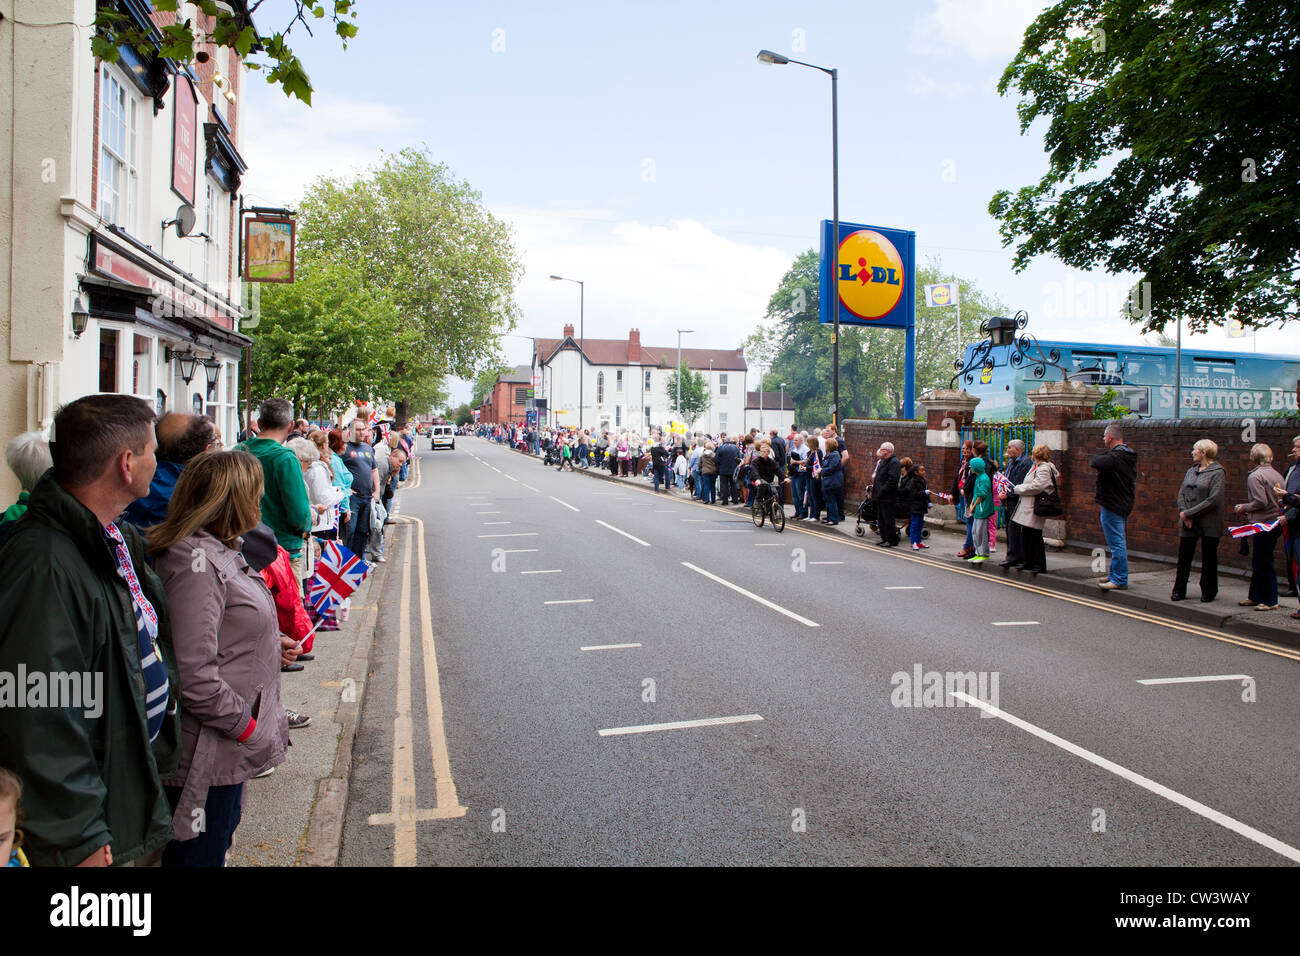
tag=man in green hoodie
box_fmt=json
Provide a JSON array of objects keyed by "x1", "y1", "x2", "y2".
[
  {"x1": 968, "y1": 457, "x2": 993, "y2": 563},
  {"x1": 236, "y1": 398, "x2": 312, "y2": 575}
]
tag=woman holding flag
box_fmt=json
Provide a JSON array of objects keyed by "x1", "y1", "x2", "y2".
[{"x1": 1233, "y1": 443, "x2": 1284, "y2": 611}]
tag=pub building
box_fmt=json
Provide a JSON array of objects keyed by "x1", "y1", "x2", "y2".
[{"x1": 0, "y1": 1, "x2": 261, "y2": 503}]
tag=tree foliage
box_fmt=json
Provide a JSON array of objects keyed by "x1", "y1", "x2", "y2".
[
  {"x1": 452, "y1": 403, "x2": 474, "y2": 427},
  {"x1": 664, "y1": 366, "x2": 711, "y2": 429},
  {"x1": 746, "y1": 251, "x2": 1009, "y2": 423},
  {"x1": 470, "y1": 361, "x2": 513, "y2": 409},
  {"x1": 92, "y1": 0, "x2": 359, "y2": 105},
  {"x1": 989, "y1": 0, "x2": 1299, "y2": 334}
]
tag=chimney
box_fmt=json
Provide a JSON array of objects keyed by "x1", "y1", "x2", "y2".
[
  {"x1": 564, "y1": 323, "x2": 574, "y2": 339},
  {"x1": 628, "y1": 328, "x2": 641, "y2": 363}
]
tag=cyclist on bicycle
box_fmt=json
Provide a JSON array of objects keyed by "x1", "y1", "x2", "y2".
[{"x1": 751, "y1": 440, "x2": 785, "y2": 509}]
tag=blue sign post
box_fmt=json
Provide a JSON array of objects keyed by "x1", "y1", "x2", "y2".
[{"x1": 818, "y1": 220, "x2": 917, "y2": 418}]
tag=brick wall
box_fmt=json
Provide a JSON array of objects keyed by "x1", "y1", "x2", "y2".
[
  {"x1": 842, "y1": 420, "x2": 927, "y2": 506},
  {"x1": 1062, "y1": 418, "x2": 1299, "y2": 572}
]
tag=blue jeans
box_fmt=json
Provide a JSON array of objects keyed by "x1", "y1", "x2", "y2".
[
  {"x1": 162, "y1": 782, "x2": 244, "y2": 867},
  {"x1": 963, "y1": 513, "x2": 975, "y2": 550},
  {"x1": 691, "y1": 467, "x2": 702, "y2": 497},
  {"x1": 1099, "y1": 505, "x2": 1129, "y2": 585},
  {"x1": 675, "y1": 470, "x2": 686, "y2": 490},
  {"x1": 791, "y1": 472, "x2": 808, "y2": 517},
  {"x1": 825, "y1": 487, "x2": 843, "y2": 523},
  {"x1": 909, "y1": 513, "x2": 924, "y2": 545},
  {"x1": 347, "y1": 494, "x2": 372, "y2": 559},
  {"x1": 702, "y1": 473, "x2": 717, "y2": 503},
  {"x1": 652, "y1": 463, "x2": 667, "y2": 492}
]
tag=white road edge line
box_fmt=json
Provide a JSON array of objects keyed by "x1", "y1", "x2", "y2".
[
  {"x1": 549, "y1": 495, "x2": 580, "y2": 512},
  {"x1": 545, "y1": 598, "x2": 594, "y2": 605},
  {"x1": 1137, "y1": 674, "x2": 1252, "y2": 685},
  {"x1": 885, "y1": 586, "x2": 925, "y2": 590},
  {"x1": 992, "y1": 621, "x2": 1040, "y2": 626},
  {"x1": 754, "y1": 542, "x2": 784, "y2": 547},
  {"x1": 809, "y1": 561, "x2": 844, "y2": 565},
  {"x1": 681, "y1": 562, "x2": 819, "y2": 627},
  {"x1": 504, "y1": 475, "x2": 518, "y2": 482},
  {"x1": 581, "y1": 643, "x2": 642, "y2": 651},
  {"x1": 595, "y1": 519, "x2": 651, "y2": 547},
  {"x1": 521, "y1": 569, "x2": 563, "y2": 574},
  {"x1": 501, "y1": 549, "x2": 538, "y2": 553},
  {"x1": 477, "y1": 533, "x2": 539, "y2": 538},
  {"x1": 949, "y1": 691, "x2": 1300, "y2": 864},
  {"x1": 521, "y1": 483, "x2": 540, "y2": 492},
  {"x1": 599, "y1": 714, "x2": 764, "y2": 737}
]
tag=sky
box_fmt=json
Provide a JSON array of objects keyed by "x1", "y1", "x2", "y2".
[{"x1": 240, "y1": 0, "x2": 1295, "y2": 409}]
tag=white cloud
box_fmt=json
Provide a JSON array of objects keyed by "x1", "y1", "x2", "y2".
[
  {"x1": 910, "y1": 73, "x2": 973, "y2": 99},
  {"x1": 910, "y1": 0, "x2": 1052, "y2": 62},
  {"x1": 239, "y1": 85, "x2": 413, "y2": 206}
]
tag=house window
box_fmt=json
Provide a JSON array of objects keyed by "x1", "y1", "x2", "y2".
[
  {"x1": 616, "y1": 370, "x2": 623, "y2": 392},
  {"x1": 718, "y1": 373, "x2": 728, "y2": 395},
  {"x1": 514, "y1": 386, "x2": 528, "y2": 405},
  {"x1": 99, "y1": 329, "x2": 120, "y2": 393},
  {"x1": 596, "y1": 371, "x2": 604, "y2": 404},
  {"x1": 616, "y1": 405, "x2": 622, "y2": 427},
  {"x1": 644, "y1": 407, "x2": 650, "y2": 426},
  {"x1": 132, "y1": 334, "x2": 153, "y2": 398},
  {"x1": 644, "y1": 369, "x2": 651, "y2": 391},
  {"x1": 205, "y1": 180, "x2": 226, "y2": 291},
  {"x1": 99, "y1": 66, "x2": 140, "y2": 232},
  {"x1": 719, "y1": 412, "x2": 728, "y2": 432}
]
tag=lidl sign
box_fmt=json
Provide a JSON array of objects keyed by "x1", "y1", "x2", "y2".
[{"x1": 818, "y1": 220, "x2": 916, "y2": 330}]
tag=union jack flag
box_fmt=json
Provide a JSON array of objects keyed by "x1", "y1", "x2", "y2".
[
  {"x1": 1228, "y1": 518, "x2": 1281, "y2": 539},
  {"x1": 308, "y1": 541, "x2": 370, "y2": 614},
  {"x1": 992, "y1": 471, "x2": 1015, "y2": 501},
  {"x1": 367, "y1": 408, "x2": 380, "y2": 427}
]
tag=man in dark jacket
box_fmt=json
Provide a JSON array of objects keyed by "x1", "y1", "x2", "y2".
[
  {"x1": 1000, "y1": 440, "x2": 1033, "y2": 568},
  {"x1": 122, "y1": 412, "x2": 219, "y2": 529},
  {"x1": 1090, "y1": 424, "x2": 1138, "y2": 589},
  {"x1": 0, "y1": 394, "x2": 182, "y2": 866},
  {"x1": 768, "y1": 428, "x2": 788, "y2": 474},
  {"x1": 715, "y1": 435, "x2": 742, "y2": 505},
  {"x1": 869, "y1": 442, "x2": 902, "y2": 546},
  {"x1": 649, "y1": 440, "x2": 670, "y2": 493}
]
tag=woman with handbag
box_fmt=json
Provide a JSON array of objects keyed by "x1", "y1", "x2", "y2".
[
  {"x1": 1233, "y1": 443, "x2": 1285, "y2": 610},
  {"x1": 1172, "y1": 439, "x2": 1225, "y2": 602},
  {"x1": 1011, "y1": 443, "x2": 1060, "y2": 575}
]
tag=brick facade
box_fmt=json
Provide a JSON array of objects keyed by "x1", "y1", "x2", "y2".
[{"x1": 842, "y1": 419, "x2": 926, "y2": 506}]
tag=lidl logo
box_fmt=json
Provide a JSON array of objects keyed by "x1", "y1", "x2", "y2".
[
  {"x1": 980, "y1": 364, "x2": 993, "y2": 385},
  {"x1": 931, "y1": 285, "x2": 951, "y2": 306},
  {"x1": 837, "y1": 229, "x2": 904, "y2": 320}
]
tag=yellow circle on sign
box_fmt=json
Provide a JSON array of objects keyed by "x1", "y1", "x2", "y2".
[
  {"x1": 838, "y1": 230, "x2": 904, "y2": 320},
  {"x1": 931, "y1": 285, "x2": 950, "y2": 306}
]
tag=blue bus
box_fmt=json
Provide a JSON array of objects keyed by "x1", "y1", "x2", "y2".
[{"x1": 959, "y1": 340, "x2": 1300, "y2": 421}]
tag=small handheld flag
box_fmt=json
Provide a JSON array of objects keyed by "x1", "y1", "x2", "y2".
[
  {"x1": 1229, "y1": 518, "x2": 1281, "y2": 539},
  {"x1": 308, "y1": 540, "x2": 370, "y2": 614}
]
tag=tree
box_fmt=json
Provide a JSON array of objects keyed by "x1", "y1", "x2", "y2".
[
  {"x1": 989, "y1": 1, "x2": 1299, "y2": 335},
  {"x1": 93, "y1": 0, "x2": 358, "y2": 105},
  {"x1": 453, "y1": 403, "x2": 474, "y2": 427},
  {"x1": 664, "y1": 365, "x2": 711, "y2": 429},
  {"x1": 250, "y1": 259, "x2": 420, "y2": 419},
  {"x1": 746, "y1": 251, "x2": 1008, "y2": 423},
  {"x1": 296, "y1": 148, "x2": 522, "y2": 423},
  {"x1": 471, "y1": 361, "x2": 513, "y2": 410}
]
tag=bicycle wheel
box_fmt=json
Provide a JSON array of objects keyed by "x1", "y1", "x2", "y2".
[
  {"x1": 752, "y1": 499, "x2": 765, "y2": 528},
  {"x1": 771, "y1": 499, "x2": 785, "y2": 532}
]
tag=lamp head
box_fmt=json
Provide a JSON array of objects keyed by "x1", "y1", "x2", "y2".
[{"x1": 757, "y1": 50, "x2": 789, "y2": 65}]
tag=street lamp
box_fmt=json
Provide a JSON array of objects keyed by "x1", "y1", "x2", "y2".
[
  {"x1": 550, "y1": 275, "x2": 584, "y2": 430},
  {"x1": 758, "y1": 48, "x2": 839, "y2": 430},
  {"x1": 708, "y1": 358, "x2": 714, "y2": 434},
  {"x1": 676, "y1": 328, "x2": 693, "y2": 427}
]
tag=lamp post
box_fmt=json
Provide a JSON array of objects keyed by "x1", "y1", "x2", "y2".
[
  {"x1": 758, "y1": 48, "x2": 838, "y2": 430},
  {"x1": 549, "y1": 275, "x2": 584, "y2": 430},
  {"x1": 780, "y1": 382, "x2": 786, "y2": 433},
  {"x1": 676, "y1": 328, "x2": 693, "y2": 428},
  {"x1": 708, "y1": 358, "x2": 714, "y2": 434},
  {"x1": 753, "y1": 359, "x2": 764, "y2": 431}
]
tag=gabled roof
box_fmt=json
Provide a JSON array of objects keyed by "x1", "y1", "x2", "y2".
[
  {"x1": 534, "y1": 337, "x2": 747, "y2": 371},
  {"x1": 745, "y1": 391, "x2": 791, "y2": 410}
]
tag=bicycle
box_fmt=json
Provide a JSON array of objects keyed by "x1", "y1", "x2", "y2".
[{"x1": 750, "y1": 480, "x2": 786, "y2": 532}]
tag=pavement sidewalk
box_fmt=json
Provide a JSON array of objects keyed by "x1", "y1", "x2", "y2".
[{"x1": 500, "y1": 440, "x2": 1300, "y2": 649}]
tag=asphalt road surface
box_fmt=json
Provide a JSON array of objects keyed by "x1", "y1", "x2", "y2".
[{"x1": 339, "y1": 437, "x2": 1300, "y2": 866}]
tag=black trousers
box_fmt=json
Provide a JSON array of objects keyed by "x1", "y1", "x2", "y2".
[
  {"x1": 1004, "y1": 500, "x2": 1023, "y2": 563},
  {"x1": 1173, "y1": 533, "x2": 1219, "y2": 599},
  {"x1": 1019, "y1": 524, "x2": 1046, "y2": 571},
  {"x1": 718, "y1": 473, "x2": 735, "y2": 503},
  {"x1": 876, "y1": 498, "x2": 899, "y2": 543}
]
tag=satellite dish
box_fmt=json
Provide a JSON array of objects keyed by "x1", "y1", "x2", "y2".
[{"x1": 173, "y1": 204, "x2": 197, "y2": 238}]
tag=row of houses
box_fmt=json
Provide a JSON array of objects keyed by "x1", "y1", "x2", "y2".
[
  {"x1": 476, "y1": 326, "x2": 797, "y2": 437},
  {"x1": 1, "y1": 0, "x2": 263, "y2": 501}
]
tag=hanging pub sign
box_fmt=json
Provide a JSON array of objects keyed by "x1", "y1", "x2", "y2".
[
  {"x1": 172, "y1": 77, "x2": 198, "y2": 206},
  {"x1": 243, "y1": 216, "x2": 296, "y2": 283}
]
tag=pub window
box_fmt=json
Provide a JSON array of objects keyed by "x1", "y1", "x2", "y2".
[
  {"x1": 99, "y1": 66, "x2": 140, "y2": 232},
  {"x1": 99, "y1": 328, "x2": 120, "y2": 393},
  {"x1": 132, "y1": 334, "x2": 153, "y2": 398}
]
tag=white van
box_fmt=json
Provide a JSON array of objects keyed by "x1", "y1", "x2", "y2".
[{"x1": 431, "y1": 425, "x2": 455, "y2": 450}]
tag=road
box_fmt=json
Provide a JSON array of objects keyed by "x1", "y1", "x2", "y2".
[{"x1": 339, "y1": 437, "x2": 1300, "y2": 866}]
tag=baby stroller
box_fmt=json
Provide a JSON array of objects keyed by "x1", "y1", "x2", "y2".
[{"x1": 854, "y1": 498, "x2": 929, "y2": 540}]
